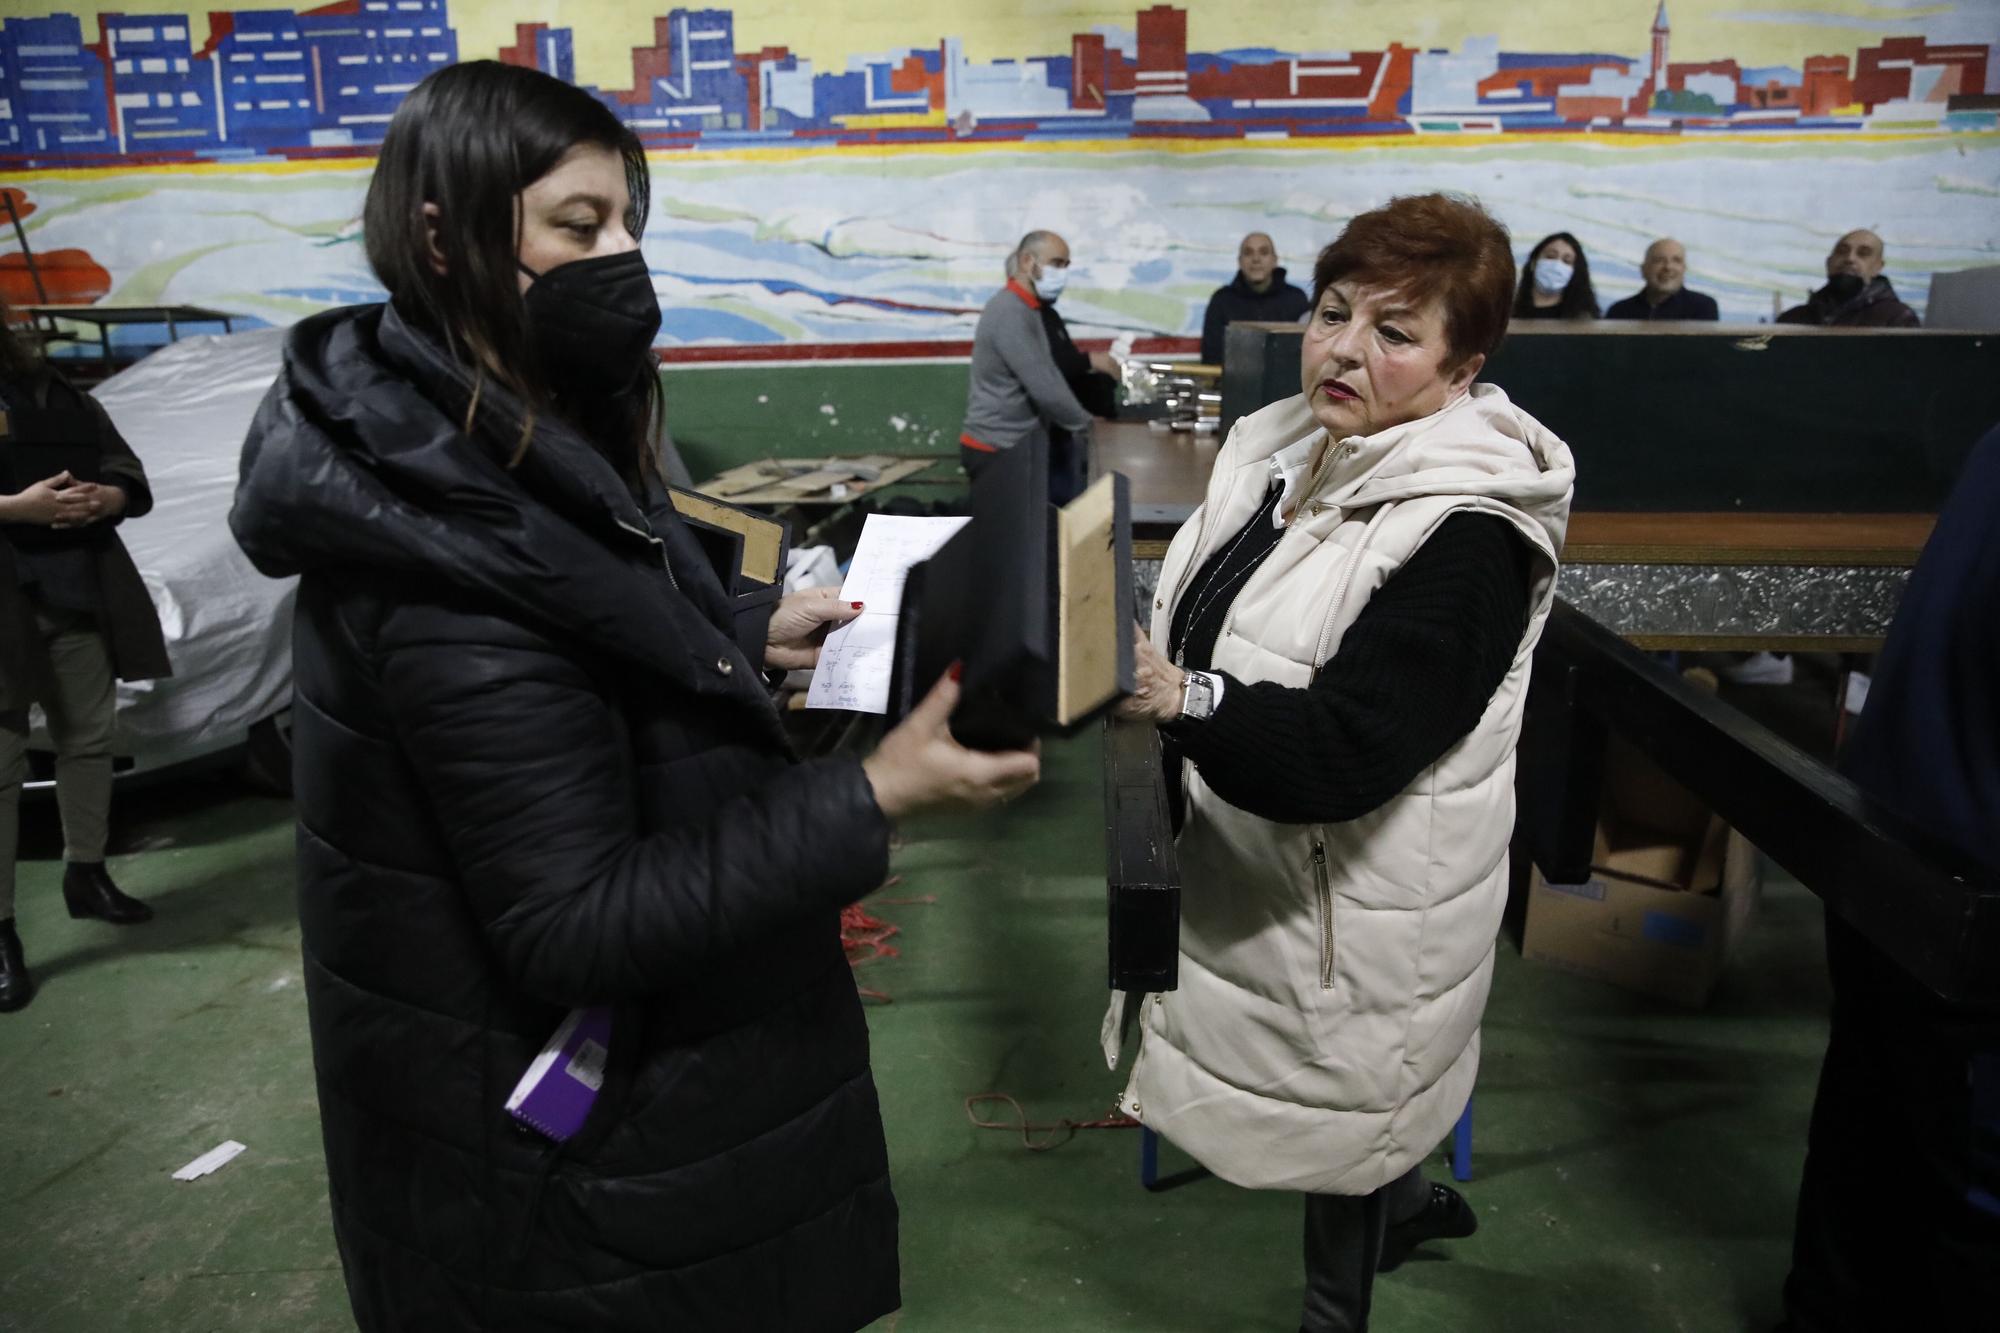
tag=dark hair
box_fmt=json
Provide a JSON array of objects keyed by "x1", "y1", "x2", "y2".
[
  {"x1": 364, "y1": 60, "x2": 658, "y2": 472},
  {"x1": 0, "y1": 298, "x2": 43, "y2": 380},
  {"x1": 1514, "y1": 231, "x2": 1600, "y2": 320},
  {"x1": 1310, "y1": 192, "x2": 1516, "y2": 370}
]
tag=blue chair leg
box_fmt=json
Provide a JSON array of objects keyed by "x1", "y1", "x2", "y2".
[
  {"x1": 1139, "y1": 1126, "x2": 1160, "y2": 1188},
  {"x1": 1450, "y1": 1097, "x2": 1474, "y2": 1183}
]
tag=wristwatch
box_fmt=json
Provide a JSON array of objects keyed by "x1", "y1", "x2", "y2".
[{"x1": 1177, "y1": 669, "x2": 1223, "y2": 722}]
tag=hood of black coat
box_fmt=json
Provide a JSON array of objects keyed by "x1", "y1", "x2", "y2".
[{"x1": 230, "y1": 303, "x2": 772, "y2": 716}]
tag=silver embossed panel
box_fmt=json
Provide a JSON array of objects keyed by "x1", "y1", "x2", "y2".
[
  {"x1": 1134, "y1": 560, "x2": 1163, "y2": 614},
  {"x1": 1560, "y1": 563, "x2": 1907, "y2": 638}
]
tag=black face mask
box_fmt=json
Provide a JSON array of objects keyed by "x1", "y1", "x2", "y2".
[
  {"x1": 519, "y1": 249, "x2": 662, "y2": 397},
  {"x1": 1823, "y1": 272, "x2": 1866, "y2": 303}
]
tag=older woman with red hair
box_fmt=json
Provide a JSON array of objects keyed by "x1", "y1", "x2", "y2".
[{"x1": 1113, "y1": 193, "x2": 1576, "y2": 1331}]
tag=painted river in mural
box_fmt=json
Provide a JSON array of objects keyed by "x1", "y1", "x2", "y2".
[{"x1": 13, "y1": 136, "x2": 2000, "y2": 345}]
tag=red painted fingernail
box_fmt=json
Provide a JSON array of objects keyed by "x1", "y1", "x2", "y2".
[
  {"x1": 851, "y1": 601, "x2": 864, "y2": 610},
  {"x1": 949, "y1": 660, "x2": 964, "y2": 682}
]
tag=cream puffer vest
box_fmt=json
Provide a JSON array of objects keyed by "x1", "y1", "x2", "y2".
[{"x1": 1107, "y1": 384, "x2": 1575, "y2": 1196}]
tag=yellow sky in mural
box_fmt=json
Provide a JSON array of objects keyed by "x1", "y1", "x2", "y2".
[{"x1": 22, "y1": 1, "x2": 1994, "y2": 91}]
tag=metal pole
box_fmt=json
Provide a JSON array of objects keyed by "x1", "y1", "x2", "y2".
[{"x1": 1, "y1": 191, "x2": 49, "y2": 305}]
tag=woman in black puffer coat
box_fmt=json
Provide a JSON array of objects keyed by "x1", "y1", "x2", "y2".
[{"x1": 229, "y1": 61, "x2": 1038, "y2": 1333}]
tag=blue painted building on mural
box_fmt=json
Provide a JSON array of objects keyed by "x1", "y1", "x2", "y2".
[
  {"x1": 0, "y1": 0, "x2": 457, "y2": 159},
  {"x1": 101, "y1": 14, "x2": 214, "y2": 152},
  {"x1": 297, "y1": 0, "x2": 457, "y2": 146},
  {"x1": 212, "y1": 10, "x2": 313, "y2": 148},
  {"x1": 0, "y1": 15, "x2": 111, "y2": 155},
  {"x1": 607, "y1": 9, "x2": 751, "y2": 132}
]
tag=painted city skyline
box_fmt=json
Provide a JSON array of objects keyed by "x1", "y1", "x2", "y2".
[
  {"x1": 3, "y1": 2, "x2": 1995, "y2": 349},
  {"x1": 3, "y1": 1, "x2": 1996, "y2": 167}
]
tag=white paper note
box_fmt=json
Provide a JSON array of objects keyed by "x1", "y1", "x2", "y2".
[
  {"x1": 806, "y1": 513, "x2": 970, "y2": 714},
  {"x1": 173, "y1": 1140, "x2": 247, "y2": 1181}
]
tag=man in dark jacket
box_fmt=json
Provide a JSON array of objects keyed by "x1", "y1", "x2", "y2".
[
  {"x1": 1777, "y1": 229, "x2": 1920, "y2": 327},
  {"x1": 1605, "y1": 238, "x2": 1720, "y2": 321},
  {"x1": 1776, "y1": 422, "x2": 2000, "y2": 1332},
  {"x1": 1200, "y1": 232, "x2": 1311, "y2": 365},
  {"x1": 1027, "y1": 239, "x2": 1122, "y2": 503},
  {"x1": 2, "y1": 320, "x2": 172, "y2": 1013}
]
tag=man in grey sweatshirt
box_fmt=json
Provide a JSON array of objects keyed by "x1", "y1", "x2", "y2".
[{"x1": 960, "y1": 231, "x2": 1094, "y2": 501}]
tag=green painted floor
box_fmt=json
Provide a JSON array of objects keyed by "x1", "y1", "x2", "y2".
[{"x1": 0, "y1": 731, "x2": 1827, "y2": 1332}]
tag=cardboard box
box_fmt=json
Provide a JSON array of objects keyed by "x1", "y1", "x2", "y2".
[{"x1": 1523, "y1": 736, "x2": 1763, "y2": 1007}]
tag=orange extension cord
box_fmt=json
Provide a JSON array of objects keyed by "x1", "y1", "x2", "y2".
[
  {"x1": 963, "y1": 1093, "x2": 1140, "y2": 1152},
  {"x1": 840, "y1": 875, "x2": 935, "y2": 1002}
]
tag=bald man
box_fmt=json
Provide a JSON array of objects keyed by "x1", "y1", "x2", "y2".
[
  {"x1": 1778, "y1": 229, "x2": 1920, "y2": 328},
  {"x1": 1199, "y1": 232, "x2": 1311, "y2": 365},
  {"x1": 962, "y1": 230, "x2": 1096, "y2": 503},
  {"x1": 1606, "y1": 238, "x2": 1719, "y2": 321}
]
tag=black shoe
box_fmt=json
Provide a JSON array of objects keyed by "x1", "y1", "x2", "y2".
[
  {"x1": 1378, "y1": 1182, "x2": 1478, "y2": 1272},
  {"x1": 0, "y1": 919, "x2": 33, "y2": 1012},
  {"x1": 62, "y1": 862, "x2": 153, "y2": 925}
]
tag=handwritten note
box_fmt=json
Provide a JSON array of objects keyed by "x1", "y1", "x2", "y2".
[{"x1": 806, "y1": 513, "x2": 970, "y2": 713}]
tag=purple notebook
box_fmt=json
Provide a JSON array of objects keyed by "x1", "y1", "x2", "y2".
[{"x1": 505, "y1": 1006, "x2": 612, "y2": 1142}]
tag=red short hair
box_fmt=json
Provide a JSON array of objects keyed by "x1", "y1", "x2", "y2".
[{"x1": 1311, "y1": 193, "x2": 1515, "y2": 370}]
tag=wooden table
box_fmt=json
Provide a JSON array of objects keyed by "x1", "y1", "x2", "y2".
[
  {"x1": 1094, "y1": 427, "x2": 1934, "y2": 650},
  {"x1": 695, "y1": 453, "x2": 943, "y2": 506},
  {"x1": 1090, "y1": 418, "x2": 1219, "y2": 528}
]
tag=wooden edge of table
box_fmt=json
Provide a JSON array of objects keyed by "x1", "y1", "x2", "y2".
[
  {"x1": 1139, "y1": 517, "x2": 1933, "y2": 568},
  {"x1": 1561, "y1": 542, "x2": 1922, "y2": 567},
  {"x1": 1620, "y1": 634, "x2": 1886, "y2": 652},
  {"x1": 1564, "y1": 512, "x2": 1933, "y2": 566},
  {"x1": 1131, "y1": 544, "x2": 1921, "y2": 570}
]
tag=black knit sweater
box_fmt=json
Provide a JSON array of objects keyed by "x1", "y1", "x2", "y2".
[{"x1": 1164, "y1": 501, "x2": 1533, "y2": 826}]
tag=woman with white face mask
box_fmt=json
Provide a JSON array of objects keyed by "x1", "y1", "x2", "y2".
[{"x1": 1513, "y1": 231, "x2": 1601, "y2": 321}]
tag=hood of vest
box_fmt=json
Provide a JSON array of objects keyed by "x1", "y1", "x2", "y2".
[{"x1": 1221, "y1": 383, "x2": 1574, "y2": 560}]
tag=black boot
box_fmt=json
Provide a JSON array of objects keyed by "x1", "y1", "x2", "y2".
[
  {"x1": 0, "y1": 919, "x2": 32, "y2": 1012},
  {"x1": 1378, "y1": 1181, "x2": 1478, "y2": 1272},
  {"x1": 62, "y1": 861, "x2": 153, "y2": 925}
]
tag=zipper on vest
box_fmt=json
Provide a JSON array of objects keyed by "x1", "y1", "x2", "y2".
[{"x1": 1312, "y1": 837, "x2": 1335, "y2": 991}]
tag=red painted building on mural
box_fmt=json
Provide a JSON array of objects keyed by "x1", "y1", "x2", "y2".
[
  {"x1": 1853, "y1": 36, "x2": 1989, "y2": 109},
  {"x1": 1135, "y1": 4, "x2": 1188, "y2": 99}
]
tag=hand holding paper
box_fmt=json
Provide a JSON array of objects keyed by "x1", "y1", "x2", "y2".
[
  {"x1": 806, "y1": 514, "x2": 969, "y2": 713},
  {"x1": 765, "y1": 586, "x2": 864, "y2": 671}
]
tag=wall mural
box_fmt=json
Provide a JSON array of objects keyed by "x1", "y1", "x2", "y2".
[{"x1": 2, "y1": 0, "x2": 1997, "y2": 348}]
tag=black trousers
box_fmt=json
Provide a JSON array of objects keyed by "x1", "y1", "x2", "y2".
[
  {"x1": 1301, "y1": 1167, "x2": 1428, "y2": 1333},
  {"x1": 958, "y1": 442, "x2": 995, "y2": 484},
  {"x1": 1779, "y1": 912, "x2": 2000, "y2": 1331},
  {"x1": 1047, "y1": 428, "x2": 1087, "y2": 507},
  {"x1": 957, "y1": 433, "x2": 1086, "y2": 506}
]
